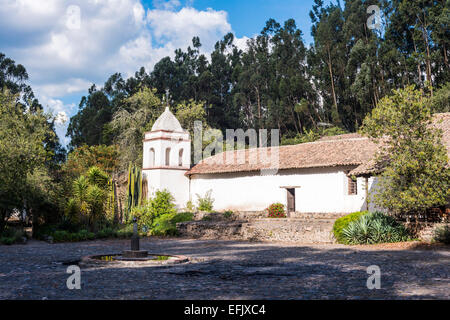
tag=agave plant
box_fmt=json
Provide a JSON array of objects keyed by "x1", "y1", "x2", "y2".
[{"x1": 342, "y1": 211, "x2": 410, "y2": 245}]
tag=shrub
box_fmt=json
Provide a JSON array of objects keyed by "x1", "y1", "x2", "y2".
[
  {"x1": 341, "y1": 211, "x2": 411, "y2": 245},
  {"x1": 151, "y1": 212, "x2": 194, "y2": 236},
  {"x1": 185, "y1": 200, "x2": 196, "y2": 212},
  {"x1": 116, "y1": 224, "x2": 134, "y2": 238},
  {"x1": 223, "y1": 210, "x2": 233, "y2": 219},
  {"x1": 267, "y1": 203, "x2": 286, "y2": 218},
  {"x1": 86, "y1": 166, "x2": 109, "y2": 189},
  {"x1": 78, "y1": 229, "x2": 95, "y2": 241},
  {"x1": 65, "y1": 166, "x2": 111, "y2": 229},
  {"x1": 52, "y1": 230, "x2": 70, "y2": 242},
  {"x1": 433, "y1": 225, "x2": 450, "y2": 244},
  {"x1": 97, "y1": 227, "x2": 117, "y2": 239},
  {"x1": 1, "y1": 237, "x2": 15, "y2": 245},
  {"x1": 333, "y1": 211, "x2": 368, "y2": 243},
  {"x1": 132, "y1": 190, "x2": 177, "y2": 229},
  {"x1": 196, "y1": 190, "x2": 214, "y2": 212}
]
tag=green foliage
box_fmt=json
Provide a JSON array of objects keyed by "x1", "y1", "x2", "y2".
[
  {"x1": 63, "y1": 144, "x2": 119, "y2": 179},
  {"x1": 36, "y1": 223, "x2": 134, "y2": 242},
  {"x1": 65, "y1": 166, "x2": 111, "y2": 229},
  {"x1": 281, "y1": 126, "x2": 349, "y2": 145},
  {"x1": 86, "y1": 184, "x2": 107, "y2": 224},
  {"x1": 175, "y1": 99, "x2": 207, "y2": 137},
  {"x1": 281, "y1": 129, "x2": 321, "y2": 145},
  {"x1": 66, "y1": 86, "x2": 114, "y2": 149},
  {"x1": 0, "y1": 89, "x2": 54, "y2": 231},
  {"x1": 0, "y1": 227, "x2": 26, "y2": 245},
  {"x1": 151, "y1": 212, "x2": 194, "y2": 236},
  {"x1": 322, "y1": 127, "x2": 348, "y2": 136},
  {"x1": 361, "y1": 86, "x2": 450, "y2": 215},
  {"x1": 87, "y1": 166, "x2": 109, "y2": 189},
  {"x1": 131, "y1": 190, "x2": 177, "y2": 230},
  {"x1": 267, "y1": 203, "x2": 286, "y2": 218},
  {"x1": 115, "y1": 224, "x2": 134, "y2": 238},
  {"x1": 433, "y1": 225, "x2": 450, "y2": 245},
  {"x1": 431, "y1": 82, "x2": 450, "y2": 113},
  {"x1": 51, "y1": 229, "x2": 96, "y2": 242},
  {"x1": 196, "y1": 190, "x2": 214, "y2": 212},
  {"x1": 185, "y1": 200, "x2": 196, "y2": 213},
  {"x1": 341, "y1": 212, "x2": 411, "y2": 245},
  {"x1": 333, "y1": 211, "x2": 368, "y2": 244},
  {"x1": 66, "y1": 0, "x2": 449, "y2": 154},
  {"x1": 223, "y1": 210, "x2": 233, "y2": 219},
  {"x1": 110, "y1": 87, "x2": 163, "y2": 169}
]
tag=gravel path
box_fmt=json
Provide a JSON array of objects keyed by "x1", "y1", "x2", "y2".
[{"x1": 0, "y1": 238, "x2": 448, "y2": 300}]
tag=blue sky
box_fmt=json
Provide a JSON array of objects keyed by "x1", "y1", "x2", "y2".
[
  {"x1": 0, "y1": 0, "x2": 333, "y2": 147},
  {"x1": 166, "y1": 0, "x2": 322, "y2": 44}
]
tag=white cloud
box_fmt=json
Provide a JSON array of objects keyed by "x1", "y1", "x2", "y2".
[
  {"x1": 55, "y1": 111, "x2": 69, "y2": 125},
  {"x1": 34, "y1": 78, "x2": 93, "y2": 98},
  {"x1": 0, "y1": 0, "x2": 239, "y2": 145},
  {"x1": 1, "y1": 1, "x2": 233, "y2": 95},
  {"x1": 147, "y1": 7, "x2": 231, "y2": 51},
  {"x1": 234, "y1": 36, "x2": 251, "y2": 52}
]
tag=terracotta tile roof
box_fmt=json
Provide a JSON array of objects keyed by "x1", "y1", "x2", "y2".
[
  {"x1": 187, "y1": 113, "x2": 450, "y2": 176},
  {"x1": 318, "y1": 133, "x2": 363, "y2": 141},
  {"x1": 187, "y1": 136, "x2": 378, "y2": 176}
]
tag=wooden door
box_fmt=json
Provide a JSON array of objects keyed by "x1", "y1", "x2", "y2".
[{"x1": 287, "y1": 188, "x2": 295, "y2": 216}]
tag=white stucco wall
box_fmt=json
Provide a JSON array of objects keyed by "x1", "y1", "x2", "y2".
[
  {"x1": 365, "y1": 176, "x2": 385, "y2": 212},
  {"x1": 189, "y1": 167, "x2": 372, "y2": 213},
  {"x1": 142, "y1": 129, "x2": 191, "y2": 209},
  {"x1": 143, "y1": 169, "x2": 190, "y2": 209}
]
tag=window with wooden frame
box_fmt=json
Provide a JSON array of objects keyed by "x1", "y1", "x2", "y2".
[{"x1": 348, "y1": 176, "x2": 357, "y2": 195}]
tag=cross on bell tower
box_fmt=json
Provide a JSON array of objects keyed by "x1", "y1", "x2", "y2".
[{"x1": 165, "y1": 88, "x2": 170, "y2": 108}]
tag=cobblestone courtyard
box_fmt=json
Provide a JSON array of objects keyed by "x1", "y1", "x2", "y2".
[{"x1": 0, "y1": 239, "x2": 448, "y2": 299}]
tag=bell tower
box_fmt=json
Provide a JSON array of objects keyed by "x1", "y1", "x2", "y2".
[{"x1": 142, "y1": 106, "x2": 191, "y2": 209}]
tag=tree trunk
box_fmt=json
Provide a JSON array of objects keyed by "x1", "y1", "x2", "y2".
[
  {"x1": 413, "y1": 38, "x2": 422, "y2": 86},
  {"x1": 326, "y1": 46, "x2": 338, "y2": 114}
]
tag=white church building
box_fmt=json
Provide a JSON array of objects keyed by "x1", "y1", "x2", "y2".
[{"x1": 143, "y1": 108, "x2": 450, "y2": 214}]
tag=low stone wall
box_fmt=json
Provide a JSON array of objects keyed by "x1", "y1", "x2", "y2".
[
  {"x1": 241, "y1": 218, "x2": 336, "y2": 243},
  {"x1": 177, "y1": 211, "x2": 449, "y2": 244},
  {"x1": 176, "y1": 221, "x2": 245, "y2": 240},
  {"x1": 177, "y1": 213, "x2": 340, "y2": 243},
  {"x1": 404, "y1": 222, "x2": 450, "y2": 242}
]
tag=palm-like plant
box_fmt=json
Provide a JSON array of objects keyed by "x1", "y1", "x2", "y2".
[
  {"x1": 87, "y1": 166, "x2": 109, "y2": 189},
  {"x1": 72, "y1": 175, "x2": 89, "y2": 217}
]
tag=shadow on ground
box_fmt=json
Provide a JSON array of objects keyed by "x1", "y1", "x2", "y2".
[{"x1": 0, "y1": 238, "x2": 448, "y2": 299}]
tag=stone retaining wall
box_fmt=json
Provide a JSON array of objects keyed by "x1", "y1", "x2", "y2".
[
  {"x1": 177, "y1": 213, "x2": 340, "y2": 243},
  {"x1": 178, "y1": 212, "x2": 449, "y2": 244},
  {"x1": 241, "y1": 218, "x2": 336, "y2": 243},
  {"x1": 405, "y1": 222, "x2": 450, "y2": 242}
]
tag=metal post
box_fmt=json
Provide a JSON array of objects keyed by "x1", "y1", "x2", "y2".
[{"x1": 131, "y1": 217, "x2": 139, "y2": 251}]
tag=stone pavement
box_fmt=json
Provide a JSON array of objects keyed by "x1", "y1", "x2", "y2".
[{"x1": 0, "y1": 238, "x2": 448, "y2": 299}]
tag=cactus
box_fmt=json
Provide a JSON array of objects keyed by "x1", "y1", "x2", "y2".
[{"x1": 125, "y1": 163, "x2": 143, "y2": 222}]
